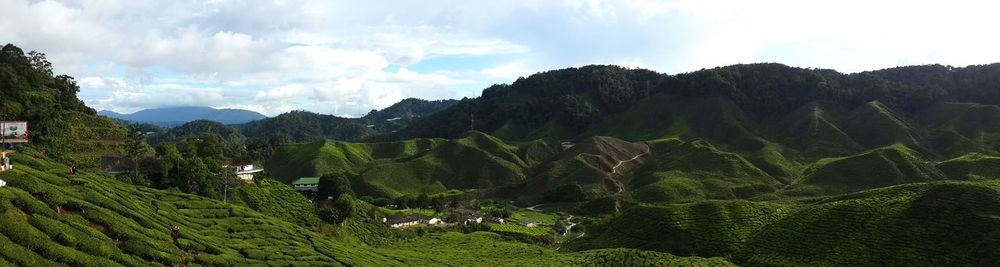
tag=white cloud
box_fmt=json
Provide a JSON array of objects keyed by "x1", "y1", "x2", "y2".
[{"x1": 3, "y1": 0, "x2": 1000, "y2": 117}]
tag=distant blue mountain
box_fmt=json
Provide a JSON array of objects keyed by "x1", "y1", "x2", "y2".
[{"x1": 99, "y1": 106, "x2": 267, "y2": 126}]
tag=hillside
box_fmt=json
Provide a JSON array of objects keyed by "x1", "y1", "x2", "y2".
[
  {"x1": 0, "y1": 151, "x2": 730, "y2": 266},
  {"x1": 568, "y1": 180, "x2": 1000, "y2": 266},
  {"x1": 792, "y1": 145, "x2": 945, "y2": 195},
  {"x1": 99, "y1": 107, "x2": 267, "y2": 126},
  {"x1": 741, "y1": 181, "x2": 1000, "y2": 266}
]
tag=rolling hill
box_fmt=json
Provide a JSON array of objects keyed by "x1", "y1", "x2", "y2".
[{"x1": 266, "y1": 131, "x2": 557, "y2": 198}]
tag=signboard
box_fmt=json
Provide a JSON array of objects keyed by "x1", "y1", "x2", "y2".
[{"x1": 1, "y1": 121, "x2": 28, "y2": 143}]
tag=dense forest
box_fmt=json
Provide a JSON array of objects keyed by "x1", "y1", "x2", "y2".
[{"x1": 402, "y1": 63, "x2": 1000, "y2": 140}]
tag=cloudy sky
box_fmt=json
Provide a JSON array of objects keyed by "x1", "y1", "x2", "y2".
[{"x1": 3, "y1": 0, "x2": 1000, "y2": 117}]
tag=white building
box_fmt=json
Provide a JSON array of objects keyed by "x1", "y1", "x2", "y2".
[
  {"x1": 0, "y1": 179, "x2": 5, "y2": 187},
  {"x1": 233, "y1": 164, "x2": 263, "y2": 182}
]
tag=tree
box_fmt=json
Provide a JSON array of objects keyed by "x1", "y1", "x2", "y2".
[
  {"x1": 430, "y1": 196, "x2": 445, "y2": 212},
  {"x1": 124, "y1": 125, "x2": 152, "y2": 175},
  {"x1": 181, "y1": 158, "x2": 211, "y2": 195},
  {"x1": 415, "y1": 193, "x2": 430, "y2": 209},
  {"x1": 26, "y1": 51, "x2": 53, "y2": 76},
  {"x1": 156, "y1": 144, "x2": 182, "y2": 187},
  {"x1": 318, "y1": 172, "x2": 353, "y2": 199}
]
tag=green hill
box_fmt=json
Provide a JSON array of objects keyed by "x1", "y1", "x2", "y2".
[
  {"x1": 631, "y1": 139, "x2": 779, "y2": 203},
  {"x1": 792, "y1": 145, "x2": 945, "y2": 195},
  {"x1": 839, "y1": 101, "x2": 929, "y2": 154},
  {"x1": 770, "y1": 102, "x2": 863, "y2": 158},
  {"x1": 915, "y1": 102, "x2": 1000, "y2": 157},
  {"x1": 937, "y1": 153, "x2": 1000, "y2": 180}
]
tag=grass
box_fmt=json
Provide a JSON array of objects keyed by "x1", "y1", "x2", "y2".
[{"x1": 512, "y1": 210, "x2": 558, "y2": 225}]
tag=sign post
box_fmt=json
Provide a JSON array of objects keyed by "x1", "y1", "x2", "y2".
[{"x1": 1, "y1": 121, "x2": 28, "y2": 144}]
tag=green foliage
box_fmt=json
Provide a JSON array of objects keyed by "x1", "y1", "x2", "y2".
[{"x1": 318, "y1": 172, "x2": 354, "y2": 199}]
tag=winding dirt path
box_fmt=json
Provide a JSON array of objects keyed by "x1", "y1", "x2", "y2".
[{"x1": 609, "y1": 148, "x2": 650, "y2": 193}]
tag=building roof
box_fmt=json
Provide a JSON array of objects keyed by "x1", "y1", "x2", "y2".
[{"x1": 292, "y1": 177, "x2": 320, "y2": 185}]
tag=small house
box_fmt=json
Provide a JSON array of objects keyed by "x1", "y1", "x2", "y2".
[
  {"x1": 0, "y1": 179, "x2": 6, "y2": 187},
  {"x1": 292, "y1": 177, "x2": 320, "y2": 192},
  {"x1": 518, "y1": 219, "x2": 538, "y2": 228},
  {"x1": 232, "y1": 163, "x2": 263, "y2": 182}
]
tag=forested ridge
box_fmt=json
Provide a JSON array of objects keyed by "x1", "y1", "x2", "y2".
[{"x1": 402, "y1": 63, "x2": 1000, "y2": 140}]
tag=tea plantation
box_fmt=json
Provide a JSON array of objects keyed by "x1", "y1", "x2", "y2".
[{"x1": 0, "y1": 151, "x2": 731, "y2": 266}]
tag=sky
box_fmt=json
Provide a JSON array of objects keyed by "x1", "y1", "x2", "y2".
[{"x1": 3, "y1": 0, "x2": 1000, "y2": 117}]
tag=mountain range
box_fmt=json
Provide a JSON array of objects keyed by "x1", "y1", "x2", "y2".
[{"x1": 99, "y1": 106, "x2": 267, "y2": 126}]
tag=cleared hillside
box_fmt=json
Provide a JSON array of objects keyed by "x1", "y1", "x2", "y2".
[{"x1": 516, "y1": 136, "x2": 650, "y2": 203}]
